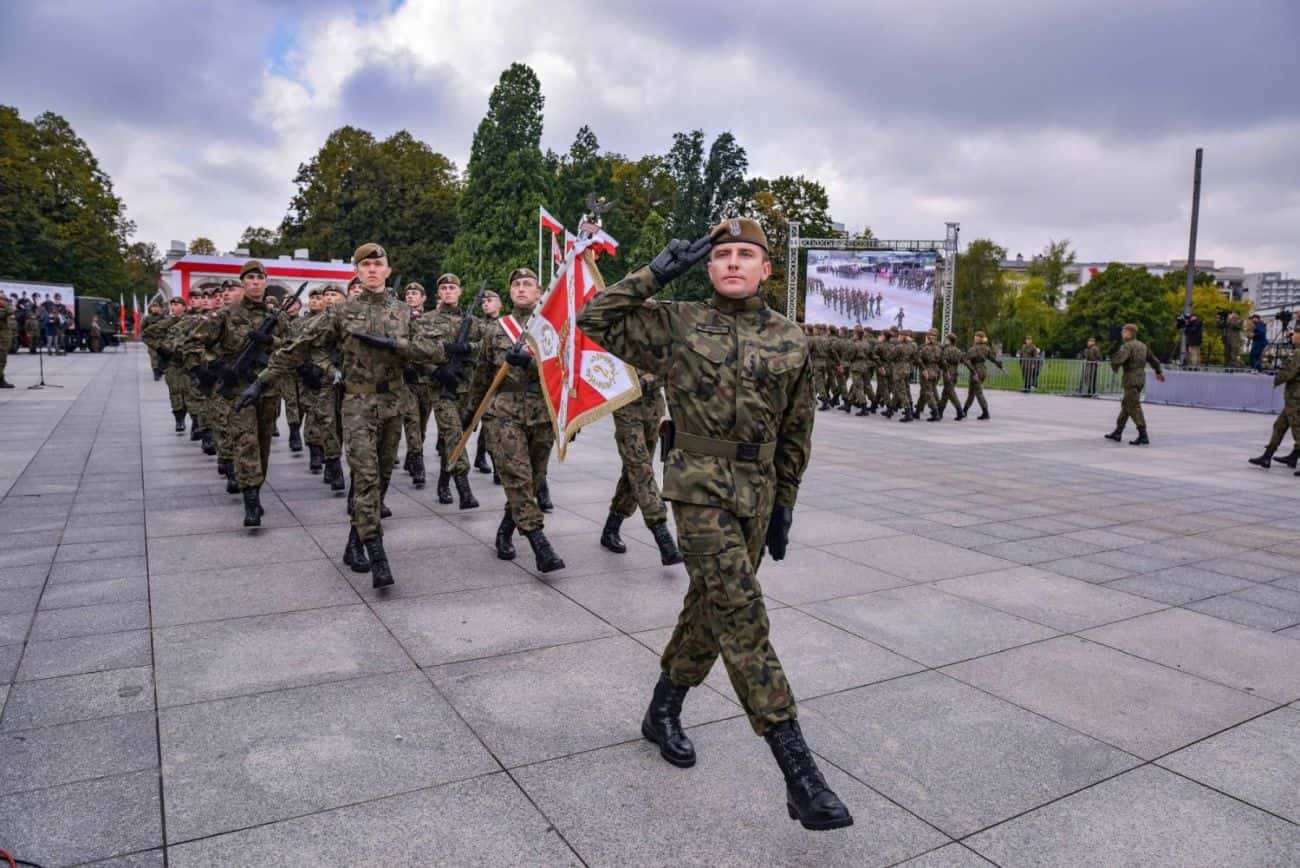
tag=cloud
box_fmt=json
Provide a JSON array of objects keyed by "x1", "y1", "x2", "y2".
[{"x1": 1, "y1": 0, "x2": 1296, "y2": 275}]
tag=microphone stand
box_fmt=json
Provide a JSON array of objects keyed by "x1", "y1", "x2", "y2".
[{"x1": 27, "y1": 342, "x2": 63, "y2": 390}]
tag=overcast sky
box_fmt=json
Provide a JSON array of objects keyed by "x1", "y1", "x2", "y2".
[{"x1": 3, "y1": 0, "x2": 1297, "y2": 274}]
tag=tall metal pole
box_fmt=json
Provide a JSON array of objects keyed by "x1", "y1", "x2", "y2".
[
  {"x1": 1182, "y1": 148, "x2": 1203, "y2": 363},
  {"x1": 786, "y1": 221, "x2": 800, "y2": 321}
]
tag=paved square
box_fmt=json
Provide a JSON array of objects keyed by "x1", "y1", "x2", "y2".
[{"x1": 1, "y1": 347, "x2": 1297, "y2": 865}]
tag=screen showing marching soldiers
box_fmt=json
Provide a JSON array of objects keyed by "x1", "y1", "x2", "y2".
[{"x1": 805, "y1": 249, "x2": 938, "y2": 331}]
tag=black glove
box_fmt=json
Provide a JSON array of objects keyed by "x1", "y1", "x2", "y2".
[
  {"x1": 445, "y1": 340, "x2": 472, "y2": 358},
  {"x1": 193, "y1": 366, "x2": 218, "y2": 390},
  {"x1": 649, "y1": 235, "x2": 713, "y2": 286},
  {"x1": 249, "y1": 330, "x2": 273, "y2": 346},
  {"x1": 765, "y1": 505, "x2": 794, "y2": 562},
  {"x1": 235, "y1": 380, "x2": 264, "y2": 411},
  {"x1": 504, "y1": 347, "x2": 533, "y2": 370},
  {"x1": 298, "y1": 363, "x2": 324, "y2": 390},
  {"x1": 352, "y1": 332, "x2": 397, "y2": 350},
  {"x1": 402, "y1": 366, "x2": 421, "y2": 386},
  {"x1": 434, "y1": 364, "x2": 461, "y2": 389}
]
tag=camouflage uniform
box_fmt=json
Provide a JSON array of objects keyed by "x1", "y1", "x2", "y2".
[
  {"x1": 577, "y1": 265, "x2": 813, "y2": 736},
  {"x1": 276, "y1": 316, "x2": 303, "y2": 433},
  {"x1": 0, "y1": 301, "x2": 12, "y2": 384},
  {"x1": 962, "y1": 338, "x2": 1003, "y2": 417},
  {"x1": 140, "y1": 312, "x2": 164, "y2": 372},
  {"x1": 1224, "y1": 316, "x2": 1243, "y2": 367},
  {"x1": 809, "y1": 327, "x2": 830, "y2": 407},
  {"x1": 1110, "y1": 336, "x2": 1162, "y2": 433},
  {"x1": 301, "y1": 315, "x2": 343, "y2": 463},
  {"x1": 846, "y1": 332, "x2": 876, "y2": 411},
  {"x1": 891, "y1": 334, "x2": 918, "y2": 417},
  {"x1": 828, "y1": 330, "x2": 851, "y2": 406},
  {"x1": 1262, "y1": 349, "x2": 1300, "y2": 455},
  {"x1": 939, "y1": 338, "x2": 965, "y2": 415},
  {"x1": 913, "y1": 335, "x2": 942, "y2": 417},
  {"x1": 399, "y1": 311, "x2": 436, "y2": 460},
  {"x1": 259, "y1": 289, "x2": 443, "y2": 540},
  {"x1": 1081, "y1": 344, "x2": 1103, "y2": 395},
  {"x1": 427, "y1": 301, "x2": 483, "y2": 478},
  {"x1": 192, "y1": 295, "x2": 289, "y2": 487},
  {"x1": 610, "y1": 372, "x2": 668, "y2": 526},
  {"x1": 143, "y1": 310, "x2": 190, "y2": 418},
  {"x1": 1017, "y1": 341, "x2": 1042, "y2": 391}
]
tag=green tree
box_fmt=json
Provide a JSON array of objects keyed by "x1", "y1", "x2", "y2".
[
  {"x1": 1056, "y1": 263, "x2": 1179, "y2": 359},
  {"x1": 124, "y1": 241, "x2": 163, "y2": 295},
  {"x1": 189, "y1": 237, "x2": 217, "y2": 255},
  {"x1": 1159, "y1": 271, "x2": 1251, "y2": 365},
  {"x1": 661, "y1": 129, "x2": 749, "y2": 298},
  {"x1": 744, "y1": 175, "x2": 833, "y2": 315},
  {"x1": 443, "y1": 63, "x2": 551, "y2": 296},
  {"x1": 1026, "y1": 238, "x2": 1077, "y2": 307},
  {"x1": 238, "y1": 226, "x2": 283, "y2": 258},
  {"x1": 946, "y1": 239, "x2": 1009, "y2": 345},
  {"x1": 996, "y1": 276, "x2": 1060, "y2": 351},
  {"x1": 627, "y1": 210, "x2": 667, "y2": 276}
]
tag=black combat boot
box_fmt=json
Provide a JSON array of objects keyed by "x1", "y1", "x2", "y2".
[
  {"x1": 242, "y1": 487, "x2": 262, "y2": 528},
  {"x1": 342, "y1": 526, "x2": 370, "y2": 573},
  {"x1": 640, "y1": 673, "x2": 695, "y2": 767},
  {"x1": 403, "y1": 452, "x2": 413, "y2": 474},
  {"x1": 1104, "y1": 427, "x2": 1124, "y2": 442},
  {"x1": 881, "y1": 407, "x2": 893, "y2": 419},
  {"x1": 308, "y1": 444, "x2": 324, "y2": 474},
  {"x1": 474, "y1": 438, "x2": 492, "y2": 474},
  {"x1": 153, "y1": 368, "x2": 163, "y2": 381},
  {"x1": 173, "y1": 411, "x2": 186, "y2": 432},
  {"x1": 225, "y1": 471, "x2": 241, "y2": 495},
  {"x1": 1276, "y1": 448, "x2": 1300, "y2": 469},
  {"x1": 364, "y1": 536, "x2": 393, "y2": 589},
  {"x1": 650, "y1": 522, "x2": 684, "y2": 565},
  {"x1": 495, "y1": 511, "x2": 516, "y2": 560},
  {"x1": 899, "y1": 410, "x2": 913, "y2": 422},
  {"x1": 288, "y1": 423, "x2": 303, "y2": 453},
  {"x1": 524, "y1": 528, "x2": 565, "y2": 573},
  {"x1": 324, "y1": 457, "x2": 345, "y2": 492},
  {"x1": 536, "y1": 479, "x2": 554, "y2": 513},
  {"x1": 840, "y1": 401, "x2": 853, "y2": 413},
  {"x1": 217, "y1": 459, "x2": 228, "y2": 478},
  {"x1": 492, "y1": 467, "x2": 501, "y2": 486},
  {"x1": 200, "y1": 430, "x2": 216, "y2": 456},
  {"x1": 955, "y1": 408, "x2": 965, "y2": 421},
  {"x1": 855, "y1": 405, "x2": 870, "y2": 416},
  {"x1": 190, "y1": 416, "x2": 203, "y2": 440},
  {"x1": 1130, "y1": 427, "x2": 1150, "y2": 445},
  {"x1": 436, "y1": 465, "x2": 452, "y2": 504},
  {"x1": 765, "y1": 720, "x2": 854, "y2": 831},
  {"x1": 453, "y1": 473, "x2": 478, "y2": 509},
  {"x1": 600, "y1": 513, "x2": 627, "y2": 553},
  {"x1": 1248, "y1": 448, "x2": 1275, "y2": 469},
  {"x1": 817, "y1": 398, "x2": 831, "y2": 411},
  {"x1": 977, "y1": 410, "x2": 991, "y2": 420},
  {"x1": 409, "y1": 452, "x2": 426, "y2": 488}
]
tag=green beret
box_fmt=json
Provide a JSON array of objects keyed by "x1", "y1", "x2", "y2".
[
  {"x1": 436, "y1": 273, "x2": 461, "y2": 288},
  {"x1": 347, "y1": 277, "x2": 361, "y2": 288},
  {"x1": 322, "y1": 284, "x2": 344, "y2": 295},
  {"x1": 1122, "y1": 323, "x2": 1139, "y2": 333},
  {"x1": 403, "y1": 282, "x2": 425, "y2": 295},
  {"x1": 709, "y1": 217, "x2": 768, "y2": 252},
  {"x1": 307, "y1": 288, "x2": 321, "y2": 298},
  {"x1": 239, "y1": 260, "x2": 266, "y2": 278},
  {"x1": 352, "y1": 242, "x2": 387, "y2": 264},
  {"x1": 509, "y1": 267, "x2": 539, "y2": 284},
  {"x1": 220, "y1": 279, "x2": 238, "y2": 289},
  {"x1": 482, "y1": 289, "x2": 500, "y2": 300},
  {"x1": 170, "y1": 296, "x2": 186, "y2": 304}
]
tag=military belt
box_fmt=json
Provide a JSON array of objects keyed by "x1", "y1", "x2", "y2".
[
  {"x1": 675, "y1": 431, "x2": 776, "y2": 463},
  {"x1": 343, "y1": 379, "x2": 402, "y2": 395}
]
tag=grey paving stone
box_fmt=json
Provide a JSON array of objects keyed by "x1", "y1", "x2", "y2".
[
  {"x1": 153, "y1": 605, "x2": 412, "y2": 707},
  {"x1": 17, "y1": 629, "x2": 152, "y2": 681},
  {"x1": 0, "y1": 710, "x2": 157, "y2": 795},
  {"x1": 1231, "y1": 582, "x2": 1300, "y2": 614},
  {"x1": 1, "y1": 665, "x2": 155, "y2": 730},
  {"x1": 0, "y1": 563, "x2": 50, "y2": 590},
  {"x1": 145, "y1": 503, "x2": 302, "y2": 538},
  {"x1": 944, "y1": 636, "x2": 1275, "y2": 759},
  {"x1": 821, "y1": 535, "x2": 1016, "y2": 582},
  {"x1": 789, "y1": 509, "x2": 907, "y2": 545},
  {"x1": 167, "y1": 774, "x2": 579, "y2": 866},
  {"x1": 38, "y1": 573, "x2": 149, "y2": 610},
  {"x1": 1040, "y1": 555, "x2": 1134, "y2": 583},
  {"x1": 757, "y1": 607, "x2": 924, "y2": 698},
  {"x1": 1159, "y1": 706, "x2": 1300, "y2": 823},
  {"x1": 160, "y1": 670, "x2": 498, "y2": 841},
  {"x1": 973, "y1": 522, "x2": 1049, "y2": 542},
  {"x1": 1105, "y1": 573, "x2": 1218, "y2": 605},
  {"x1": 1199, "y1": 555, "x2": 1292, "y2": 582},
  {"x1": 965, "y1": 765, "x2": 1300, "y2": 867},
  {"x1": 59, "y1": 521, "x2": 147, "y2": 544},
  {"x1": 547, "y1": 567, "x2": 698, "y2": 632},
  {"x1": 974, "y1": 539, "x2": 1082, "y2": 566},
  {"x1": 514, "y1": 715, "x2": 947, "y2": 866},
  {"x1": 1188, "y1": 595, "x2": 1300, "y2": 630},
  {"x1": 338, "y1": 541, "x2": 535, "y2": 601},
  {"x1": 0, "y1": 611, "x2": 32, "y2": 644},
  {"x1": 0, "y1": 529, "x2": 63, "y2": 549},
  {"x1": 146, "y1": 526, "x2": 325, "y2": 575},
  {"x1": 1083, "y1": 608, "x2": 1300, "y2": 703},
  {"x1": 803, "y1": 585, "x2": 1058, "y2": 667},
  {"x1": 29, "y1": 599, "x2": 150, "y2": 640},
  {"x1": 82, "y1": 850, "x2": 165, "y2": 867},
  {"x1": 806, "y1": 671, "x2": 1138, "y2": 838},
  {"x1": 48, "y1": 555, "x2": 146, "y2": 584},
  {"x1": 430, "y1": 634, "x2": 737, "y2": 768},
  {"x1": 0, "y1": 544, "x2": 57, "y2": 568},
  {"x1": 0, "y1": 585, "x2": 41, "y2": 615},
  {"x1": 54, "y1": 536, "x2": 147, "y2": 562},
  {"x1": 0, "y1": 769, "x2": 162, "y2": 867},
  {"x1": 934, "y1": 567, "x2": 1164, "y2": 632},
  {"x1": 150, "y1": 559, "x2": 358, "y2": 627},
  {"x1": 371, "y1": 583, "x2": 617, "y2": 667},
  {"x1": 1137, "y1": 565, "x2": 1255, "y2": 596},
  {"x1": 749, "y1": 547, "x2": 910, "y2": 605},
  {"x1": 0, "y1": 643, "x2": 20, "y2": 683},
  {"x1": 895, "y1": 845, "x2": 996, "y2": 867}
]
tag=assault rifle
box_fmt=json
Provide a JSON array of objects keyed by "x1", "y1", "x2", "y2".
[
  {"x1": 221, "y1": 281, "x2": 308, "y2": 391},
  {"x1": 434, "y1": 280, "x2": 488, "y2": 389}
]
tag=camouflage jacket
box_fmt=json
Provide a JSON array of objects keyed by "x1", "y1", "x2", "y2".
[
  {"x1": 1018, "y1": 344, "x2": 1041, "y2": 359},
  {"x1": 615, "y1": 372, "x2": 667, "y2": 421},
  {"x1": 467, "y1": 305, "x2": 549, "y2": 426},
  {"x1": 875, "y1": 339, "x2": 894, "y2": 371},
  {"x1": 1081, "y1": 346, "x2": 1103, "y2": 362},
  {"x1": 808, "y1": 334, "x2": 829, "y2": 369},
  {"x1": 577, "y1": 265, "x2": 814, "y2": 516},
  {"x1": 142, "y1": 313, "x2": 187, "y2": 368},
  {"x1": 191, "y1": 296, "x2": 290, "y2": 393},
  {"x1": 0, "y1": 305, "x2": 12, "y2": 340},
  {"x1": 1273, "y1": 348, "x2": 1298, "y2": 405},
  {"x1": 1110, "y1": 338, "x2": 1162, "y2": 388},
  {"x1": 423, "y1": 303, "x2": 483, "y2": 396},
  {"x1": 849, "y1": 337, "x2": 875, "y2": 372},
  {"x1": 966, "y1": 343, "x2": 1002, "y2": 377},
  {"x1": 917, "y1": 342, "x2": 942, "y2": 376},
  {"x1": 940, "y1": 344, "x2": 964, "y2": 378},
  {"x1": 892, "y1": 339, "x2": 918, "y2": 373},
  {"x1": 259, "y1": 290, "x2": 443, "y2": 398}
]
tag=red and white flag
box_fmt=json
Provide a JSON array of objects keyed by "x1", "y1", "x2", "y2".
[
  {"x1": 119, "y1": 294, "x2": 127, "y2": 334},
  {"x1": 539, "y1": 206, "x2": 564, "y2": 235},
  {"x1": 551, "y1": 232, "x2": 563, "y2": 267},
  {"x1": 504, "y1": 235, "x2": 640, "y2": 460},
  {"x1": 132, "y1": 295, "x2": 141, "y2": 338}
]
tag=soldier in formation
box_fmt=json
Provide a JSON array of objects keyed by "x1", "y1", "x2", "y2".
[
  {"x1": 422, "y1": 273, "x2": 482, "y2": 509},
  {"x1": 399, "y1": 281, "x2": 435, "y2": 488},
  {"x1": 912, "y1": 328, "x2": 943, "y2": 421},
  {"x1": 578, "y1": 217, "x2": 854, "y2": 832},
  {"x1": 472, "y1": 290, "x2": 502, "y2": 481},
  {"x1": 298, "y1": 285, "x2": 347, "y2": 492},
  {"x1": 141, "y1": 300, "x2": 165, "y2": 379},
  {"x1": 143, "y1": 296, "x2": 193, "y2": 432},
  {"x1": 1104, "y1": 322, "x2": 1165, "y2": 445},
  {"x1": 1248, "y1": 328, "x2": 1299, "y2": 472},
  {"x1": 938, "y1": 332, "x2": 966, "y2": 419},
  {"x1": 962, "y1": 330, "x2": 1003, "y2": 420},
  {"x1": 0, "y1": 293, "x2": 12, "y2": 388}
]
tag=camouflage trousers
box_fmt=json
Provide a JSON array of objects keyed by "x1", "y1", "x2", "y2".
[
  {"x1": 401, "y1": 382, "x2": 436, "y2": 457},
  {"x1": 963, "y1": 375, "x2": 989, "y2": 415},
  {"x1": 164, "y1": 367, "x2": 189, "y2": 415},
  {"x1": 1264, "y1": 404, "x2": 1300, "y2": 451},
  {"x1": 610, "y1": 411, "x2": 667, "y2": 526},
  {"x1": 1114, "y1": 385, "x2": 1147, "y2": 430},
  {"x1": 278, "y1": 376, "x2": 301, "y2": 427},
  {"x1": 0, "y1": 340, "x2": 7, "y2": 381},
  {"x1": 940, "y1": 373, "x2": 962, "y2": 413},
  {"x1": 914, "y1": 372, "x2": 941, "y2": 415},
  {"x1": 829, "y1": 367, "x2": 848, "y2": 401},
  {"x1": 213, "y1": 394, "x2": 235, "y2": 463},
  {"x1": 847, "y1": 368, "x2": 874, "y2": 408},
  {"x1": 662, "y1": 501, "x2": 796, "y2": 735},
  {"x1": 146, "y1": 346, "x2": 160, "y2": 372},
  {"x1": 488, "y1": 415, "x2": 554, "y2": 533},
  {"x1": 433, "y1": 394, "x2": 470, "y2": 476},
  {"x1": 811, "y1": 365, "x2": 828, "y2": 401},
  {"x1": 303, "y1": 385, "x2": 341, "y2": 459},
  {"x1": 891, "y1": 368, "x2": 914, "y2": 413},
  {"x1": 230, "y1": 393, "x2": 280, "y2": 488},
  {"x1": 342, "y1": 393, "x2": 402, "y2": 540}
]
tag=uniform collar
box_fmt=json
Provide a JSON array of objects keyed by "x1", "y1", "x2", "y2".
[
  {"x1": 709, "y1": 292, "x2": 765, "y2": 315},
  {"x1": 358, "y1": 288, "x2": 389, "y2": 305},
  {"x1": 436, "y1": 303, "x2": 459, "y2": 314},
  {"x1": 512, "y1": 304, "x2": 535, "y2": 318},
  {"x1": 240, "y1": 295, "x2": 269, "y2": 311}
]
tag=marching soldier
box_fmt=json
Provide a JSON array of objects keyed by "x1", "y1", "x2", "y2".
[
  {"x1": 829, "y1": 326, "x2": 851, "y2": 408},
  {"x1": 278, "y1": 296, "x2": 305, "y2": 453},
  {"x1": 172, "y1": 288, "x2": 215, "y2": 447},
  {"x1": 467, "y1": 267, "x2": 565, "y2": 573},
  {"x1": 938, "y1": 332, "x2": 965, "y2": 420},
  {"x1": 210, "y1": 281, "x2": 244, "y2": 491},
  {"x1": 472, "y1": 290, "x2": 502, "y2": 480},
  {"x1": 599, "y1": 370, "x2": 684, "y2": 565},
  {"x1": 427, "y1": 273, "x2": 482, "y2": 509},
  {"x1": 399, "y1": 282, "x2": 434, "y2": 488},
  {"x1": 846, "y1": 326, "x2": 877, "y2": 415},
  {"x1": 299, "y1": 288, "x2": 328, "y2": 474},
  {"x1": 578, "y1": 217, "x2": 853, "y2": 832},
  {"x1": 1248, "y1": 328, "x2": 1300, "y2": 470},
  {"x1": 0, "y1": 293, "x2": 12, "y2": 387},
  {"x1": 141, "y1": 300, "x2": 165, "y2": 379},
  {"x1": 913, "y1": 328, "x2": 943, "y2": 421},
  {"x1": 962, "y1": 330, "x2": 1003, "y2": 420},
  {"x1": 892, "y1": 329, "x2": 918, "y2": 422},
  {"x1": 811, "y1": 324, "x2": 832, "y2": 411},
  {"x1": 1104, "y1": 323, "x2": 1165, "y2": 445},
  {"x1": 876, "y1": 328, "x2": 896, "y2": 417},
  {"x1": 243, "y1": 243, "x2": 454, "y2": 587},
  {"x1": 143, "y1": 297, "x2": 192, "y2": 430}
]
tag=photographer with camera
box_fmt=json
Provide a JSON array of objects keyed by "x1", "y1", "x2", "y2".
[
  {"x1": 1176, "y1": 312, "x2": 1204, "y2": 367},
  {"x1": 1248, "y1": 314, "x2": 1268, "y2": 371}
]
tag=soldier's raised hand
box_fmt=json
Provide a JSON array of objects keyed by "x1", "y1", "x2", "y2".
[{"x1": 650, "y1": 235, "x2": 713, "y2": 286}]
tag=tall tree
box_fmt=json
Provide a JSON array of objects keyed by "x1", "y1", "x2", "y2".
[
  {"x1": 124, "y1": 241, "x2": 163, "y2": 294},
  {"x1": 188, "y1": 237, "x2": 217, "y2": 255},
  {"x1": 994, "y1": 277, "x2": 1060, "y2": 351},
  {"x1": 443, "y1": 63, "x2": 551, "y2": 295},
  {"x1": 661, "y1": 129, "x2": 750, "y2": 298},
  {"x1": 1056, "y1": 263, "x2": 1179, "y2": 359},
  {"x1": 1027, "y1": 238, "x2": 1077, "y2": 307},
  {"x1": 947, "y1": 239, "x2": 1009, "y2": 346},
  {"x1": 238, "y1": 226, "x2": 283, "y2": 258},
  {"x1": 744, "y1": 175, "x2": 833, "y2": 316},
  {"x1": 627, "y1": 210, "x2": 667, "y2": 275}
]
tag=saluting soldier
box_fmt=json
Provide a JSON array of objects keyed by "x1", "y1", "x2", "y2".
[
  {"x1": 599, "y1": 369, "x2": 684, "y2": 565},
  {"x1": 938, "y1": 332, "x2": 966, "y2": 420},
  {"x1": 426, "y1": 273, "x2": 482, "y2": 509},
  {"x1": 1104, "y1": 322, "x2": 1165, "y2": 445},
  {"x1": 578, "y1": 217, "x2": 853, "y2": 832},
  {"x1": 467, "y1": 267, "x2": 565, "y2": 573},
  {"x1": 1248, "y1": 328, "x2": 1300, "y2": 470},
  {"x1": 962, "y1": 330, "x2": 1004, "y2": 420},
  {"x1": 913, "y1": 328, "x2": 943, "y2": 421},
  {"x1": 244, "y1": 243, "x2": 454, "y2": 588}
]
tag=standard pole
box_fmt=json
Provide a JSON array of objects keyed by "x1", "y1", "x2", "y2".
[{"x1": 1182, "y1": 148, "x2": 1203, "y2": 363}]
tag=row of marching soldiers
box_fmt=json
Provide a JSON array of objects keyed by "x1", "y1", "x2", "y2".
[{"x1": 805, "y1": 323, "x2": 1005, "y2": 422}]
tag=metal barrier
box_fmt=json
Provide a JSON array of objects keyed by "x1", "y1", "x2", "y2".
[{"x1": 975, "y1": 358, "x2": 1122, "y2": 397}]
